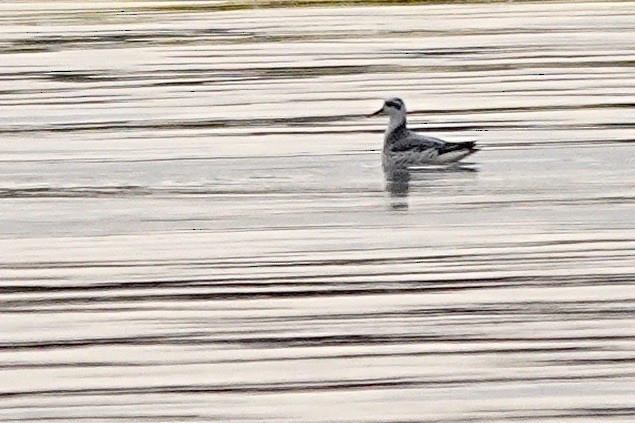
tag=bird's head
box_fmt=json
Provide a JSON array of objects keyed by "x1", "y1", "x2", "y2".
[{"x1": 368, "y1": 97, "x2": 406, "y2": 118}]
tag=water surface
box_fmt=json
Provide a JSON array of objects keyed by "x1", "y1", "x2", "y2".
[{"x1": 0, "y1": 1, "x2": 634, "y2": 422}]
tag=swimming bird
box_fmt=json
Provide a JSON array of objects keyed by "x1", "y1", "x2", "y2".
[{"x1": 368, "y1": 98, "x2": 478, "y2": 170}]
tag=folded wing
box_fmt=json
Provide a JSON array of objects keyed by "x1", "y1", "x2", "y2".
[
  {"x1": 388, "y1": 131, "x2": 445, "y2": 153},
  {"x1": 389, "y1": 131, "x2": 476, "y2": 155}
]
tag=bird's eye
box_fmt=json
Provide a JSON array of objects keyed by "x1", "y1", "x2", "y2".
[{"x1": 386, "y1": 101, "x2": 401, "y2": 110}]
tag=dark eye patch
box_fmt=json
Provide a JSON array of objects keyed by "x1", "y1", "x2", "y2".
[{"x1": 385, "y1": 101, "x2": 401, "y2": 110}]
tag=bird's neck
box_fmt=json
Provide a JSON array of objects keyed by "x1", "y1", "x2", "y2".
[
  {"x1": 384, "y1": 115, "x2": 407, "y2": 152},
  {"x1": 387, "y1": 114, "x2": 407, "y2": 134}
]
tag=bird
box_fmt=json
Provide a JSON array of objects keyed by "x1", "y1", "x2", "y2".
[{"x1": 368, "y1": 98, "x2": 478, "y2": 170}]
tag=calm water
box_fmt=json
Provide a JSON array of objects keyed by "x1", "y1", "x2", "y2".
[{"x1": 1, "y1": 1, "x2": 634, "y2": 421}]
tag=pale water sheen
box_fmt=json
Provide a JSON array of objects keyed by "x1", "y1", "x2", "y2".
[{"x1": 0, "y1": 1, "x2": 634, "y2": 422}]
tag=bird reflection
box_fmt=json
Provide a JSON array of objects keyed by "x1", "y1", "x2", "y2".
[
  {"x1": 385, "y1": 167, "x2": 411, "y2": 210},
  {"x1": 384, "y1": 163, "x2": 480, "y2": 211}
]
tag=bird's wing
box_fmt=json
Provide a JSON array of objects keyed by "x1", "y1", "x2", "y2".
[
  {"x1": 437, "y1": 140, "x2": 477, "y2": 155},
  {"x1": 389, "y1": 131, "x2": 445, "y2": 153}
]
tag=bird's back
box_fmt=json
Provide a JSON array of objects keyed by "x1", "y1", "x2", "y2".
[{"x1": 384, "y1": 126, "x2": 443, "y2": 153}]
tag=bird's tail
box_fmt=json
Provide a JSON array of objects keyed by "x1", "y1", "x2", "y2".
[{"x1": 460, "y1": 141, "x2": 478, "y2": 151}]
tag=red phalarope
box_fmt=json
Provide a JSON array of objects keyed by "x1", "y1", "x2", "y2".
[{"x1": 368, "y1": 98, "x2": 479, "y2": 170}]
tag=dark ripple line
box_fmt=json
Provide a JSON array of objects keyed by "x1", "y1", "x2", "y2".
[
  {"x1": 2, "y1": 239, "x2": 630, "y2": 271},
  {"x1": 1, "y1": 274, "x2": 633, "y2": 309},
  {"x1": 1, "y1": 271, "x2": 634, "y2": 294},
  {"x1": 1, "y1": 186, "x2": 633, "y2": 201},
  {"x1": 2, "y1": 373, "x2": 633, "y2": 399},
  {"x1": 0, "y1": 346, "x2": 604, "y2": 370},
  {"x1": 0, "y1": 102, "x2": 632, "y2": 134},
  {"x1": 0, "y1": 416, "x2": 202, "y2": 422},
  {"x1": 484, "y1": 407, "x2": 635, "y2": 421},
  {"x1": 0, "y1": 333, "x2": 632, "y2": 351}
]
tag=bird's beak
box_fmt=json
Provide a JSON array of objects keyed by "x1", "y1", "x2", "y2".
[{"x1": 367, "y1": 108, "x2": 384, "y2": 118}]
